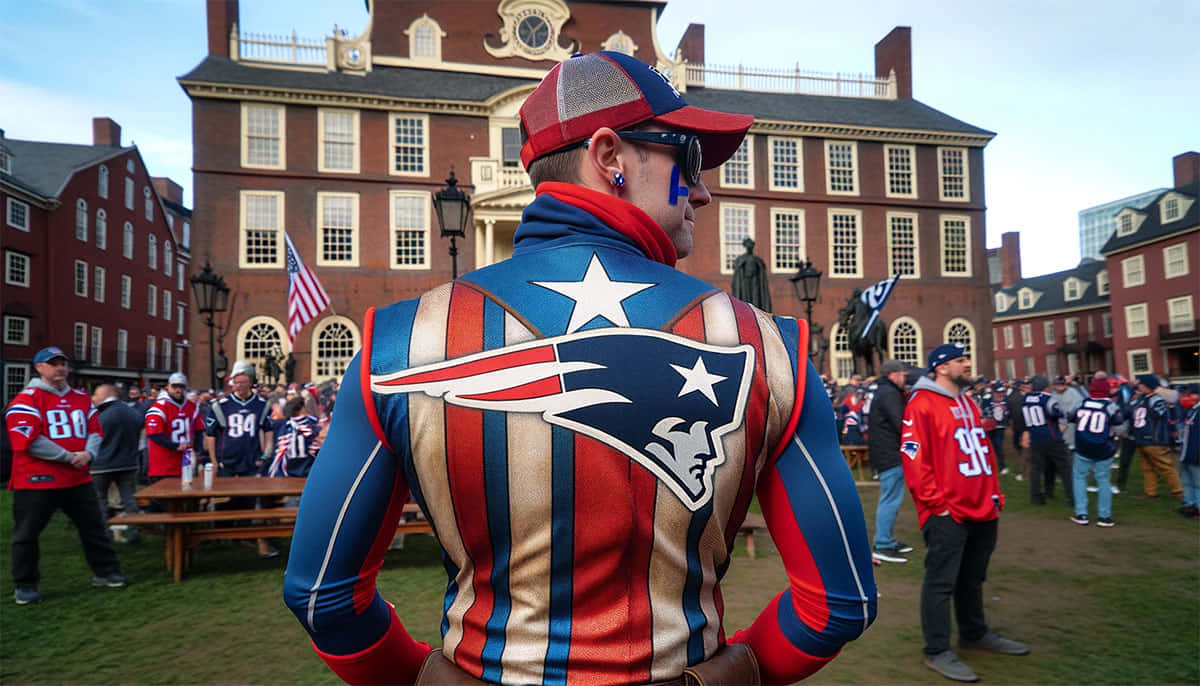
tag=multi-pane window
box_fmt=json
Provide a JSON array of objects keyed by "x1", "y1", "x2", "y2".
[
  {"x1": 938, "y1": 147, "x2": 968, "y2": 201},
  {"x1": 93, "y1": 266, "x2": 105, "y2": 303},
  {"x1": 146, "y1": 335, "x2": 156, "y2": 369},
  {"x1": 143, "y1": 186, "x2": 154, "y2": 221},
  {"x1": 1102, "y1": 313, "x2": 1112, "y2": 337},
  {"x1": 1065, "y1": 317, "x2": 1079, "y2": 343},
  {"x1": 116, "y1": 329, "x2": 127, "y2": 368},
  {"x1": 74, "y1": 323, "x2": 87, "y2": 359},
  {"x1": 1124, "y1": 303, "x2": 1148, "y2": 338},
  {"x1": 721, "y1": 137, "x2": 752, "y2": 188},
  {"x1": 390, "y1": 192, "x2": 429, "y2": 269},
  {"x1": 390, "y1": 114, "x2": 428, "y2": 175},
  {"x1": 241, "y1": 191, "x2": 284, "y2": 267},
  {"x1": 176, "y1": 305, "x2": 185, "y2": 335},
  {"x1": 319, "y1": 109, "x2": 358, "y2": 172},
  {"x1": 1167, "y1": 295, "x2": 1194, "y2": 333},
  {"x1": 770, "y1": 209, "x2": 803, "y2": 272},
  {"x1": 120, "y1": 275, "x2": 131, "y2": 309},
  {"x1": 1164, "y1": 243, "x2": 1188, "y2": 278},
  {"x1": 501, "y1": 128, "x2": 522, "y2": 168},
  {"x1": 885, "y1": 145, "x2": 916, "y2": 197},
  {"x1": 887, "y1": 213, "x2": 918, "y2": 277},
  {"x1": 890, "y1": 319, "x2": 921, "y2": 367},
  {"x1": 720, "y1": 204, "x2": 753, "y2": 274},
  {"x1": 1005, "y1": 359, "x2": 1016, "y2": 379},
  {"x1": 177, "y1": 264, "x2": 185, "y2": 292},
  {"x1": 96, "y1": 209, "x2": 107, "y2": 249},
  {"x1": 148, "y1": 234, "x2": 157, "y2": 270},
  {"x1": 164, "y1": 241, "x2": 172, "y2": 276},
  {"x1": 1128, "y1": 350, "x2": 1151, "y2": 375},
  {"x1": 162, "y1": 338, "x2": 172, "y2": 371},
  {"x1": 1003, "y1": 326, "x2": 1013, "y2": 349},
  {"x1": 90, "y1": 327, "x2": 102, "y2": 365},
  {"x1": 941, "y1": 216, "x2": 970, "y2": 275},
  {"x1": 124, "y1": 177, "x2": 134, "y2": 209},
  {"x1": 831, "y1": 325, "x2": 854, "y2": 381},
  {"x1": 123, "y1": 222, "x2": 134, "y2": 259},
  {"x1": 148, "y1": 284, "x2": 157, "y2": 317},
  {"x1": 1117, "y1": 213, "x2": 1134, "y2": 236},
  {"x1": 1044, "y1": 321, "x2": 1055, "y2": 345},
  {"x1": 239, "y1": 320, "x2": 284, "y2": 378},
  {"x1": 1024, "y1": 357, "x2": 1035, "y2": 377},
  {"x1": 1017, "y1": 323, "x2": 1030, "y2": 347},
  {"x1": 1121, "y1": 255, "x2": 1145, "y2": 287},
  {"x1": 825, "y1": 141, "x2": 857, "y2": 194},
  {"x1": 1162, "y1": 197, "x2": 1180, "y2": 222},
  {"x1": 828, "y1": 209, "x2": 861, "y2": 277},
  {"x1": 243, "y1": 104, "x2": 285, "y2": 168},
  {"x1": 317, "y1": 193, "x2": 358, "y2": 266},
  {"x1": 163, "y1": 291, "x2": 172, "y2": 321},
  {"x1": 1097, "y1": 269, "x2": 1109, "y2": 294},
  {"x1": 412, "y1": 24, "x2": 437, "y2": 58},
  {"x1": 98, "y1": 165, "x2": 108, "y2": 198},
  {"x1": 314, "y1": 320, "x2": 356, "y2": 380},
  {"x1": 1046, "y1": 355, "x2": 1058, "y2": 377},
  {"x1": 4, "y1": 316, "x2": 29, "y2": 345},
  {"x1": 74, "y1": 260, "x2": 88, "y2": 297},
  {"x1": 6, "y1": 251, "x2": 30, "y2": 287},
  {"x1": 1064, "y1": 279, "x2": 1080, "y2": 300},
  {"x1": 75, "y1": 199, "x2": 88, "y2": 241},
  {"x1": 945, "y1": 319, "x2": 975, "y2": 363},
  {"x1": 769, "y1": 137, "x2": 801, "y2": 191},
  {"x1": 6, "y1": 198, "x2": 29, "y2": 230}
]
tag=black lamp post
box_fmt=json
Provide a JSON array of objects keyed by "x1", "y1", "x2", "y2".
[
  {"x1": 432, "y1": 170, "x2": 472, "y2": 279},
  {"x1": 790, "y1": 258, "x2": 823, "y2": 324},
  {"x1": 190, "y1": 261, "x2": 230, "y2": 391}
]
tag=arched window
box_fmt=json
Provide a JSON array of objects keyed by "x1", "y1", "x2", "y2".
[
  {"x1": 830, "y1": 323, "x2": 854, "y2": 382},
  {"x1": 237, "y1": 316, "x2": 288, "y2": 381},
  {"x1": 123, "y1": 222, "x2": 134, "y2": 259},
  {"x1": 889, "y1": 316, "x2": 923, "y2": 367},
  {"x1": 944, "y1": 317, "x2": 976, "y2": 365},
  {"x1": 98, "y1": 165, "x2": 109, "y2": 198},
  {"x1": 148, "y1": 234, "x2": 157, "y2": 270},
  {"x1": 163, "y1": 241, "x2": 173, "y2": 276},
  {"x1": 406, "y1": 14, "x2": 444, "y2": 61},
  {"x1": 311, "y1": 316, "x2": 360, "y2": 382},
  {"x1": 96, "y1": 209, "x2": 107, "y2": 250},
  {"x1": 75, "y1": 199, "x2": 88, "y2": 241},
  {"x1": 143, "y1": 185, "x2": 154, "y2": 221}
]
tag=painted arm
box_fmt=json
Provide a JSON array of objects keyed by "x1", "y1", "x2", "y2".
[
  {"x1": 282, "y1": 354, "x2": 431, "y2": 685},
  {"x1": 729, "y1": 362, "x2": 877, "y2": 684}
]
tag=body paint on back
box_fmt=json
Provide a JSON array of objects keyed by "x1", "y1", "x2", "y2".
[{"x1": 668, "y1": 165, "x2": 689, "y2": 206}]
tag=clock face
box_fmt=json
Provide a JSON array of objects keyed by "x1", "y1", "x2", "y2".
[{"x1": 517, "y1": 14, "x2": 550, "y2": 50}]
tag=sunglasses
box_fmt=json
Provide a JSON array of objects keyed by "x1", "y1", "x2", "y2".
[{"x1": 578, "y1": 131, "x2": 704, "y2": 187}]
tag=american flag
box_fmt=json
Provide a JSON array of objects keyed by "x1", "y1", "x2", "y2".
[{"x1": 285, "y1": 233, "x2": 330, "y2": 343}]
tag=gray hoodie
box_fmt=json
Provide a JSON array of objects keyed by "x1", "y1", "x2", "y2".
[{"x1": 24, "y1": 377, "x2": 102, "y2": 462}]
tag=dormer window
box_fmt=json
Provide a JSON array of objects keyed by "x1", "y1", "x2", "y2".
[
  {"x1": 1063, "y1": 277, "x2": 1085, "y2": 301},
  {"x1": 1158, "y1": 192, "x2": 1193, "y2": 224},
  {"x1": 1115, "y1": 208, "x2": 1145, "y2": 237},
  {"x1": 0, "y1": 145, "x2": 12, "y2": 174},
  {"x1": 601, "y1": 30, "x2": 638, "y2": 56},
  {"x1": 994, "y1": 292, "x2": 1012, "y2": 312},
  {"x1": 1163, "y1": 197, "x2": 1180, "y2": 221},
  {"x1": 1096, "y1": 269, "x2": 1109, "y2": 295},
  {"x1": 1018, "y1": 288, "x2": 1036, "y2": 309},
  {"x1": 406, "y1": 14, "x2": 444, "y2": 61}
]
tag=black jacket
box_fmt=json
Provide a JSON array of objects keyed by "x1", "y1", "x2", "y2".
[
  {"x1": 91, "y1": 398, "x2": 143, "y2": 473},
  {"x1": 867, "y1": 377, "x2": 906, "y2": 472}
]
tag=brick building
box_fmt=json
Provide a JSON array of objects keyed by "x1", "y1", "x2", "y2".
[
  {"x1": 182, "y1": 0, "x2": 996, "y2": 385},
  {"x1": 1, "y1": 120, "x2": 191, "y2": 401}
]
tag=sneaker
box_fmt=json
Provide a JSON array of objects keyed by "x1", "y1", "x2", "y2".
[
  {"x1": 896, "y1": 542, "x2": 914, "y2": 554},
  {"x1": 1111, "y1": 485, "x2": 1120, "y2": 495},
  {"x1": 1096, "y1": 517, "x2": 1115, "y2": 527},
  {"x1": 872, "y1": 547, "x2": 908, "y2": 564},
  {"x1": 1000, "y1": 467, "x2": 1009, "y2": 475},
  {"x1": 14, "y1": 587, "x2": 43, "y2": 605},
  {"x1": 961, "y1": 630, "x2": 1031, "y2": 656},
  {"x1": 1070, "y1": 514, "x2": 1089, "y2": 525},
  {"x1": 923, "y1": 650, "x2": 979, "y2": 682},
  {"x1": 91, "y1": 572, "x2": 129, "y2": 588},
  {"x1": 1015, "y1": 474, "x2": 1025, "y2": 481},
  {"x1": 1086, "y1": 485, "x2": 1099, "y2": 493}
]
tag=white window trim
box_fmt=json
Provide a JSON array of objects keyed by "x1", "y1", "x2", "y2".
[
  {"x1": 124, "y1": 177, "x2": 134, "y2": 210},
  {"x1": 1096, "y1": 269, "x2": 1109, "y2": 295},
  {"x1": 1126, "y1": 348, "x2": 1153, "y2": 375},
  {"x1": 75, "y1": 198, "x2": 88, "y2": 242},
  {"x1": 163, "y1": 290, "x2": 172, "y2": 322},
  {"x1": 3, "y1": 315, "x2": 29, "y2": 345},
  {"x1": 824, "y1": 140, "x2": 859, "y2": 196},
  {"x1": 148, "y1": 284, "x2": 157, "y2": 317},
  {"x1": 143, "y1": 185, "x2": 154, "y2": 222},
  {"x1": 123, "y1": 221, "x2": 134, "y2": 259},
  {"x1": 74, "y1": 259, "x2": 88, "y2": 297},
  {"x1": 767, "y1": 136, "x2": 803, "y2": 193},
  {"x1": 720, "y1": 135, "x2": 755, "y2": 189},
  {"x1": 5, "y1": 363, "x2": 30, "y2": 401},
  {"x1": 120, "y1": 275, "x2": 132, "y2": 309},
  {"x1": 388, "y1": 189, "x2": 432, "y2": 270},
  {"x1": 886, "y1": 211, "x2": 921, "y2": 279},
  {"x1": 404, "y1": 13, "x2": 446, "y2": 62},
  {"x1": 939, "y1": 214, "x2": 972, "y2": 277},
  {"x1": 769, "y1": 207, "x2": 805, "y2": 273},
  {"x1": 1044, "y1": 320, "x2": 1055, "y2": 345},
  {"x1": 316, "y1": 192, "x2": 361, "y2": 267},
  {"x1": 1158, "y1": 192, "x2": 1193, "y2": 224},
  {"x1": 1115, "y1": 209, "x2": 1145, "y2": 237},
  {"x1": 309, "y1": 315, "x2": 362, "y2": 383},
  {"x1": 6, "y1": 197, "x2": 30, "y2": 231},
  {"x1": 826, "y1": 208, "x2": 863, "y2": 278},
  {"x1": 1020, "y1": 323, "x2": 1032, "y2": 347},
  {"x1": 238, "y1": 190, "x2": 286, "y2": 269},
  {"x1": 994, "y1": 291, "x2": 1012, "y2": 312},
  {"x1": 176, "y1": 304, "x2": 185, "y2": 336},
  {"x1": 1163, "y1": 242, "x2": 1189, "y2": 279},
  {"x1": 74, "y1": 322, "x2": 87, "y2": 360},
  {"x1": 1121, "y1": 254, "x2": 1145, "y2": 287},
  {"x1": 943, "y1": 318, "x2": 977, "y2": 363},
  {"x1": 1003, "y1": 325, "x2": 1013, "y2": 349},
  {"x1": 96, "y1": 208, "x2": 107, "y2": 250},
  {"x1": 937, "y1": 146, "x2": 970, "y2": 202},
  {"x1": 98, "y1": 164, "x2": 108, "y2": 199},
  {"x1": 388, "y1": 112, "x2": 430, "y2": 177},
  {"x1": 887, "y1": 316, "x2": 924, "y2": 367},
  {"x1": 5, "y1": 251, "x2": 30, "y2": 287},
  {"x1": 1124, "y1": 302, "x2": 1148, "y2": 338},
  {"x1": 719, "y1": 202, "x2": 756, "y2": 276},
  {"x1": 240, "y1": 103, "x2": 286, "y2": 170},
  {"x1": 883, "y1": 144, "x2": 918, "y2": 199},
  {"x1": 1102, "y1": 312, "x2": 1112, "y2": 338},
  {"x1": 93, "y1": 265, "x2": 105, "y2": 303},
  {"x1": 1167, "y1": 295, "x2": 1194, "y2": 333},
  {"x1": 1063, "y1": 277, "x2": 1084, "y2": 301},
  {"x1": 236, "y1": 315, "x2": 291, "y2": 366},
  {"x1": 90, "y1": 327, "x2": 102, "y2": 366},
  {"x1": 317, "y1": 108, "x2": 361, "y2": 174},
  {"x1": 116, "y1": 330, "x2": 128, "y2": 368}
]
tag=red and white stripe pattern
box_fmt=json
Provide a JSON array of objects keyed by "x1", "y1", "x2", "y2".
[{"x1": 285, "y1": 233, "x2": 330, "y2": 343}]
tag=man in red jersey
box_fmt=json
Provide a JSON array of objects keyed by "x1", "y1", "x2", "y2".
[
  {"x1": 5, "y1": 347, "x2": 128, "y2": 604},
  {"x1": 901, "y1": 343, "x2": 1028, "y2": 682},
  {"x1": 144, "y1": 372, "x2": 205, "y2": 481}
]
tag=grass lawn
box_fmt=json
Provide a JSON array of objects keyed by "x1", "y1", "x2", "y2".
[{"x1": 1, "y1": 461, "x2": 1196, "y2": 685}]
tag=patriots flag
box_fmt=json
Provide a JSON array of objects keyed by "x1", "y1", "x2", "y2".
[
  {"x1": 858, "y1": 274, "x2": 901, "y2": 340},
  {"x1": 372, "y1": 328, "x2": 755, "y2": 511},
  {"x1": 285, "y1": 233, "x2": 330, "y2": 343}
]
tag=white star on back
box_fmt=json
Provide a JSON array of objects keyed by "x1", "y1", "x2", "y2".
[
  {"x1": 670, "y1": 356, "x2": 727, "y2": 406},
  {"x1": 532, "y1": 254, "x2": 655, "y2": 333}
]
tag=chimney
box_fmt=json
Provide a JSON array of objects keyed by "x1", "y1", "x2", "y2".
[
  {"x1": 93, "y1": 117, "x2": 121, "y2": 147},
  {"x1": 207, "y1": 0, "x2": 239, "y2": 58},
  {"x1": 1000, "y1": 231, "x2": 1022, "y2": 287},
  {"x1": 1173, "y1": 151, "x2": 1200, "y2": 188},
  {"x1": 874, "y1": 26, "x2": 912, "y2": 99},
  {"x1": 152, "y1": 177, "x2": 184, "y2": 205},
  {"x1": 675, "y1": 23, "x2": 705, "y2": 65}
]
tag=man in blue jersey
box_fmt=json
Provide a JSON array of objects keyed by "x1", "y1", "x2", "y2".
[
  {"x1": 1128, "y1": 375, "x2": 1183, "y2": 500},
  {"x1": 1020, "y1": 375, "x2": 1074, "y2": 508},
  {"x1": 1069, "y1": 377, "x2": 1125, "y2": 526}
]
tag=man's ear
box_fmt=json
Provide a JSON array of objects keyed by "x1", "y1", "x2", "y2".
[{"x1": 583, "y1": 127, "x2": 623, "y2": 190}]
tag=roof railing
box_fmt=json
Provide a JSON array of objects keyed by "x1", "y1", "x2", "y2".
[
  {"x1": 684, "y1": 62, "x2": 895, "y2": 99},
  {"x1": 231, "y1": 24, "x2": 328, "y2": 66}
]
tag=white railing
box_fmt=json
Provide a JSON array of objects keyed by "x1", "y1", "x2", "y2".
[
  {"x1": 236, "y1": 29, "x2": 327, "y2": 65},
  {"x1": 685, "y1": 62, "x2": 895, "y2": 99},
  {"x1": 499, "y1": 166, "x2": 530, "y2": 188}
]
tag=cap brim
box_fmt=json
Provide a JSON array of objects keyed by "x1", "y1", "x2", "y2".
[{"x1": 652, "y1": 106, "x2": 753, "y2": 169}]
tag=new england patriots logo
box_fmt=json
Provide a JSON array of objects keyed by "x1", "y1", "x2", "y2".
[
  {"x1": 371, "y1": 329, "x2": 755, "y2": 511},
  {"x1": 901, "y1": 440, "x2": 920, "y2": 460}
]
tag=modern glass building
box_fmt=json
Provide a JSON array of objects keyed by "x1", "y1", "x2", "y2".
[{"x1": 1078, "y1": 189, "x2": 1166, "y2": 260}]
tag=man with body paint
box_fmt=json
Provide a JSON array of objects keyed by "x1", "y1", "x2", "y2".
[{"x1": 284, "y1": 51, "x2": 876, "y2": 686}]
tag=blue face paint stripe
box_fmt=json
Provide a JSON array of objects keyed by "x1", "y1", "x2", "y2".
[
  {"x1": 479, "y1": 408, "x2": 512, "y2": 680},
  {"x1": 683, "y1": 501, "x2": 713, "y2": 664},
  {"x1": 543, "y1": 426, "x2": 574, "y2": 685},
  {"x1": 668, "y1": 165, "x2": 689, "y2": 206}
]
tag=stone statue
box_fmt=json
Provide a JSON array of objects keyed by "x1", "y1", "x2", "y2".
[
  {"x1": 836, "y1": 288, "x2": 888, "y2": 377},
  {"x1": 285, "y1": 353, "x2": 296, "y2": 384},
  {"x1": 264, "y1": 346, "x2": 283, "y2": 386},
  {"x1": 731, "y1": 238, "x2": 771, "y2": 311}
]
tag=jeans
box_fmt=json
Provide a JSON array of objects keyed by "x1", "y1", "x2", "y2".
[
  {"x1": 11, "y1": 484, "x2": 122, "y2": 587},
  {"x1": 92, "y1": 469, "x2": 140, "y2": 519},
  {"x1": 1030, "y1": 441, "x2": 1074, "y2": 507},
  {"x1": 920, "y1": 515, "x2": 997, "y2": 655},
  {"x1": 1115, "y1": 437, "x2": 1137, "y2": 490},
  {"x1": 1180, "y1": 463, "x2": 1200, "y2": 506},
  {"x1": 873, "y1": 466, "x2": 905, "y2": 549},
  {"x1": 988, "y1": 430, "x2": 1006, "y2": 471},
  {"x1": 1072, "y1": 455, "x2": 1113, "y2": 519}
]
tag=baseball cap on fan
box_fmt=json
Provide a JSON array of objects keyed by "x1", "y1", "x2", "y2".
[{"x1": 519, "y1": 51, "x2": 753, "y2": 170}]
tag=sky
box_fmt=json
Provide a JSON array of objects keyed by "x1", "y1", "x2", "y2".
[{"x1": 2, "y1": 0, "x2": 1196, "y2": 278}]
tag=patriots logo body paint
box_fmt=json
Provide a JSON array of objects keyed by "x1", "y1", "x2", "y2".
[{"x1": 668, "y1": 165, "x2": 689, "y2": 205}]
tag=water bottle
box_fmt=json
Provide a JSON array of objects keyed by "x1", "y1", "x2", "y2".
[
  {"x1": 181, "y1": 448, "x2": 194, "y2": 488},
  {"x1": 203, "y1": 462, "x2": 215, "y2": 490}
]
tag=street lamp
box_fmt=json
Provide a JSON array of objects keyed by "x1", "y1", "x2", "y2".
[
  {"x1": 190, "y1": 261, "x2": 230, "y2": 391},
  {"x1": 432, "y1": 170, "x2": 472, "y2": 279},
  {"x1": 790, "y1": 258, "x2": 823, "y2": 323}
]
